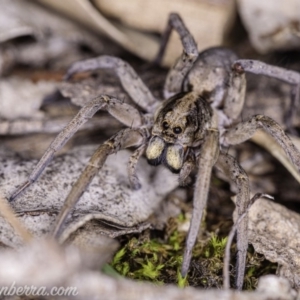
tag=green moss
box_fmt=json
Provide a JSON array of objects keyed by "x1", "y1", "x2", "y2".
[
  {"x1": 188, "y1": 233, "x2": 228, "y2": 288},
  {"x1": 108, "y1": 214, "x2": 277, "y2": 289},
  {"x1": 243, "y1": 246, "x2": 277, "y2": 290},
  {"x1": 177, "y1": 270, "x2": 188, "y2": 288}
]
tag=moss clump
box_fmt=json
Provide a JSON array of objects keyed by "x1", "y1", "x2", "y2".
[
  {"x1": 108, "y1": 214, "x2": 277, "y2": 289},
  {"x1": 110, "y1": 215, "x2": 187, "y2": 285},
  {"x1": 243, "y1": 246, "x2": 277, "y2": 290}
]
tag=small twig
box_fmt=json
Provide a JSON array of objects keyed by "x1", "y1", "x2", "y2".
[
  {"x1": 223, "y1": 193, "x2": 274, "y2": 290},
  {"x1": 0, "y1": 196, "x2": 32, "y2": 243}
]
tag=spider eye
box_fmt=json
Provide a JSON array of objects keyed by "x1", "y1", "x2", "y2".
[
  {"x1": 173, "y1": 127, "x2": 182, "y2": 134},
  {"x1": 162, "y1": 121, "x2": 169, "y2": 130}
]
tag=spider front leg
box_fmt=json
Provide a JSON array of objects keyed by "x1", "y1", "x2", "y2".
[
  {"x1": 128, "y1": 144, "x2": 147, "y2": 190},
  {"x1": 9, "y1": 95, "x2": 145, "y2": 201},
  {"x1": 52, "y1": 128, "x2": 147, "y2": 238},
  {"x1": 178, "y1": 155, "x2": 195, "y2": 186},
  {"x1": 215, "y1": 152, "x2": 250, "y2": 290},
  {"x1": 181, "y1": 129, "x2": 219, "y2": 277},
  {"x1": 65, "y1": 55, "x2": 157, "y2": 113},
  {"x1": 233, "y1": 59, "x2": 300, "y2": 133},
  {"x1": 223, "y1": 115, "x2": 300, "y2": 172},
  {"x1": 154, "y1": 13, "x2": 198, "y2": 98}
]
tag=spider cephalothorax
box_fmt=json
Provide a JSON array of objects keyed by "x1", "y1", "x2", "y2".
[
  {"x1": 146, "y1": 91, "x2": 213, "y2": 173},
  {"x1": 9, "y1": 13, "x2": 300, "y2": 290}
]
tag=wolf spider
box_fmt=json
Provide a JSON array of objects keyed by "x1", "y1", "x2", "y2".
[{"x1": 10, "y1": 13, "x2": 300, "y2": 289}]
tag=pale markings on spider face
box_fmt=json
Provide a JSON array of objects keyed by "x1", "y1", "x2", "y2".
[
  {"x1": 146, "y1": 136, "x2": 165, "y2": 160},
  {"x1": 166, "y1": 144, "x2": 183, "y2": 171}
]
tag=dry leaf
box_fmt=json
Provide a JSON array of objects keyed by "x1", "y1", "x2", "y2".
[
  {"x1": 0, "y1": 145, "x2": 178, "y2": 247},
  {"x1": 35, "y1": 0, "x2": 159, "y2": 63},
  {"x1": 247, "y1": 198, "x2": 300, "y2": 289},
  {"x1": 0, "y1": 0, "x2": 105, "y2": 74},
  {"x1": 238, "y1": 0, "x2": 300, "y2": 53},
  {"x1": 36, "y1": 0, "x2": 236, "y2": 66}
]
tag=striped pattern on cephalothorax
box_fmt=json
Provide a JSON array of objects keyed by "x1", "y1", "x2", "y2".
[{"x1": 146, "y1": 91, "x2": 213, "y2": 173}]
